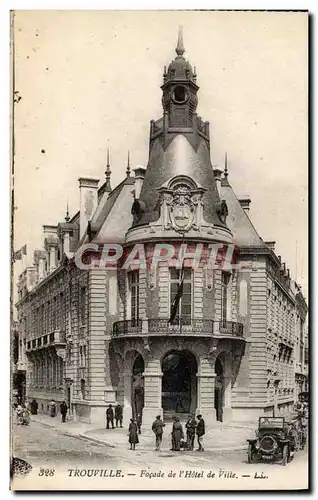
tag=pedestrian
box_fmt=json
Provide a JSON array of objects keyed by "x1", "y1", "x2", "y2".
[
  {"x1": 196, "y1": 414, "x2": 205, "y2": 451},
  {"x1": 30, "y1": 399, "x2": 38, "y2": 415},
  {"x1": 152, "y1": 415, "x2": 165, "y2": 451},
  {"x1": 115, "y1": 403, "x2": 123, "y2": 428},
  {"x1": 22, "y1": 406, "x2": 30, "y2": 426},
  {"x1": 185, "y1": 414, "x2": 197, "y2": 451},
  {"x1": 171, "y1": 416, "x2": 184, "y2": 451},
  {"x1": 128, "y1": 418, "x2": 139, "y2": 450},
  {"x1": 60, "y1": 400, "x2": 68, "y2": 423},
  {"x1": 136, "y1": 413, "x2": 142, "y2": 434},
  {"x1": 49, "y1": 399, "x2": 56, "y2": 418},
  {"x1": 106, "y1": 404, "x2": 115, "y2": 429},
  {"x1": 16, "y1": 404, "x2": 23, "y2": 425}
]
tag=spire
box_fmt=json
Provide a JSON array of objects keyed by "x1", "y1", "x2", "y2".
[
  {"x1": 224, "y1": 152, "x2": 228, "y2": 179},
  {"x1": 105, "y1": 146, "x2": 112, "y2": 192},
  {"x1": 126, "y1": 150, "x2": 131, "y2": 177},
  {"x1": 221, "y1": 152, "x2": 230, "y2": 187},
  {"x1": 175, "y1": 26, "x2": 185, "y2": 57},
  {"x1": 65, "y1": 201, "x2": 70, "y2": 222}
]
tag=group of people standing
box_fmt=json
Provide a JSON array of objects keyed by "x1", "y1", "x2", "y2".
[
  {"x1": 49, "y1": 399, "x2": 68, "y2": 422},
  {"x1": 152, "y1": 414, "x2": 205, "y2": 452},
  {"x1": 105, "y1": 403, "x2": 126, "y2": 429},
  {"x1": 104, "y1": 405, "x2": 206, "y2": 453}
]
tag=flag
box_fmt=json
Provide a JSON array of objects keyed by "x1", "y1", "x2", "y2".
[
  {"x1": 13, "y1": 244, "x2": 27, "y2": 262},
  {"x1": 13, "y1": 249, "x2": 22, "y2": 261},
  {"x1": 168, "y1": 266, "x2": 185, "y2": 324}
]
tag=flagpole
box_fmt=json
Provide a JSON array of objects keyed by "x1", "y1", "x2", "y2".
[{"x1": 179, "y1": 232, "x2": 185, "y2": 335}]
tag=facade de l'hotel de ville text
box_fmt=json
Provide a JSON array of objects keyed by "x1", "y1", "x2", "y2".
[{"x1": 15, "y1": 29, "x2": 308, "y2": 426}]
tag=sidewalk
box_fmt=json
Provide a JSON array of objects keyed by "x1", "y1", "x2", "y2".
[{"x1": 30, "y1": 413, "x2": 255, "y2": 452}]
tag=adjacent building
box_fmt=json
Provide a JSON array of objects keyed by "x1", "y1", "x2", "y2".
[{"x1": 15, "y1": 29, "x2": 308, "y2": 425}]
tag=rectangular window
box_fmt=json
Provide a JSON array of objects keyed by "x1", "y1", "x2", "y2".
[
  {"x1": 170, "y1": 268, "x2": 192, "y2": 325},
  {"x1": 130, "y1": 271, "x2": 139, "y2": 325},
  {"x1": 41, "y1": 304, "x2": 45, "y2": 333},
  {"x1": 221, "y1": 271, "x2": 231, "y2": 324},
  {"x1": 80, "y1": 287, "x2": 86, "y2": 325},
  {"x1": 60, "y1": 292, "x2": 65, "y2": 330},
  {"x1": 47, "y1": 301, "x2": 51, "y2": 332},
  {"x1": 53, "y1": 296, "x2": 57, "y2": 329}
]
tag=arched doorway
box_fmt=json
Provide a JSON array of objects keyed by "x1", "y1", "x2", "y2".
[
  {"x1": 132, "y1": 354, "x2": 144, "y2": 419},
  {"x1": 215, "y1": 357, "x2": 224, "y2": 422},
  {"x1": 161, "y1": 350, "x2": 197, "y2": 417}
]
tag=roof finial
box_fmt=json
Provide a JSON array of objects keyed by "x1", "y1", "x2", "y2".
[
  {"x1": 224, "y1": 152, "x2": 228, "y2": 179},
  {"x1": 105, "y1": 146, "x2": 112, "y2": 192},
  {"x1": 176, "y1": 26, "x2": 185, "y2": 57},
  {"x1": 126, "y1": 150, "x2": 131, "y2": 177},
  {"x1": 65, "y1": 200, "x2": 70, "y2": 222}
]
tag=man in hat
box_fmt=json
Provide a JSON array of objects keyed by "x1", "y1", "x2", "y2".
[
  {"x1": 196, "y1": 414, "x2": 205, "y2": 452},
  {"x1": 152, "y1": 415, "x2": 165, "y2": 451}
]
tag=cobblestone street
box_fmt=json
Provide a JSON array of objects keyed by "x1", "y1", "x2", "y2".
[{"x1": 12, "y1": 418, "x2": 308, "y2": 490}]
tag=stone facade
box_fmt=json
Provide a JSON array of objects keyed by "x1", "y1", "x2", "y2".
[{"x1": 15, "y1": 29, "x2": 308, "y2": 426}]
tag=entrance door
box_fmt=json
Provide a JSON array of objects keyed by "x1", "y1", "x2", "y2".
[
  {"x1": 67, "y1": 387, "x2": 71, "y2": 415},
  {"x1": 132, "y1": 355, "x2": 144, "y2": 419},
  {"x1": 162, "y1": 350, "x2": 197, "y2": 416},
  {"x1": 215, "y1": 357, "x2": 224, "y2": 422}
]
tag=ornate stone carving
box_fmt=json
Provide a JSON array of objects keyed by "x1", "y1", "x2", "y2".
[
  {"x1": 215, "y1": 199, "x2": 228, "y2": 224},
  {"x1": 157, "y1": 179, "x2": 206, "y2": 233}
]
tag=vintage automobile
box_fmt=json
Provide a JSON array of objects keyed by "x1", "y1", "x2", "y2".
[{"x1": 247, "y1": 417, "x2": 295, "y2": 466}]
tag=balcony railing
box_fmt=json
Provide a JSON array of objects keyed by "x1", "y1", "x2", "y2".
[
  {"x1": 112, "y1": 320, "x2": 143, "y2": 336},
  {"x1": 148, "y1": 318, "x2": 214, "y2": 335},
  {"x1": 219, "y1": 320, "x2": 244, "y2": 337},
  {"x1": 26, "y1": 330, "x2": 66, "y2": 352},
  {"x1": 112, "y1": 319, "x2": 244, "y2": 338}
]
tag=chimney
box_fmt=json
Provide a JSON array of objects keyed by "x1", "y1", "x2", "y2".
[
  {"x1": 238, "y1": 195, "x2": 251, "y2": 214},
  {"x1": 34, "y1": 249, "x2": 46, "y2": 281},
  {"x1": 43, "y1": 225, "x2": 58, "y2": 273},
  {"x1": 133, "y1": 166, "x2": 146, "y2": 199},
  {"x1": 78, "y1": 177, "x2": 99, "y2": 239},
  {"x1": 265, "y1": 241, "x2": 276, "y2": 252},
  {"x1": 213, "y1": 167, "x2": 223, "y2": 195},
  {"x1": 26, "y1": 266, "x2": 37, "y2": 290}
]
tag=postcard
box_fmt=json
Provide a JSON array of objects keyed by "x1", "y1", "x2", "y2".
[{"x1": 10, "y1": 10, "x2": 309, "y2": 491}]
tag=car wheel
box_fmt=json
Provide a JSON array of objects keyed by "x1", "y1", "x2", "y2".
[
  {"x1": 248, "y1": 444, "x2": 254, "y2": 464},
  {"x1": 282, "y1": 445, "x2": 288, "y2": 466}
]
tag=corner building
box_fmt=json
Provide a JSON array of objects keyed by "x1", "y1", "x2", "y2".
[{"x1": 17, "y1": 30, "x2": 308, "y2": 425}]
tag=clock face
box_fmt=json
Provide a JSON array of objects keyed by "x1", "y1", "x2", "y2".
[{"x1": 172, "y1": 85, "x2": 188, "y2": 104}]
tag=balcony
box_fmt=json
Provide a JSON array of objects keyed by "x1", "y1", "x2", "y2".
[
  {"x1": 219, "y1": 320, "x2": 244, "y2": 337},
  {"x1": 112, "y1": 318, "x2": 244, "y2": 339},
  {"x1": 26, "y1": 330, "x2": 66, "y2": 353}
]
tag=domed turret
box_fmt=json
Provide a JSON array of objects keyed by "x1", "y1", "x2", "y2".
[{"x1": 164, "y1": 27, "x2": 196, "y2": 83}]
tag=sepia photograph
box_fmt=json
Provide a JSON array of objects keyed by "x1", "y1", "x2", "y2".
[{"x1": 10, "y1": 9, "x2": 309, "y2": 491}]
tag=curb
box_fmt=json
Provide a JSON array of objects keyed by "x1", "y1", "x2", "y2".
[{"x1": 32, "y1": 419, "x2": 113, "y2": 447}]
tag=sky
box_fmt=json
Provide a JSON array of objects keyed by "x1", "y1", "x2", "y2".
[{"x1": 13, "y1": 10, "x2": 308, "y2": 296}]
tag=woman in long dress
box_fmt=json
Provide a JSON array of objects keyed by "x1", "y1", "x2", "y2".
[
  {"x1": 171, "y1": 416, "x2": 184, "y2": 451},
  {"x1": 128, "y1": 418, "x2": 139, "y2": 450}
]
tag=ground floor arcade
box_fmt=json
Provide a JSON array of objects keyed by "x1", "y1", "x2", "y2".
[{"x1": 111, "y1": 336, "x2": 247, "y2": 426}]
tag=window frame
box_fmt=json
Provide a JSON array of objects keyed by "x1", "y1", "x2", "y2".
[
  {"x1": 129, "y1": 270, "x2": 140, "y2": 325},
  {"x1": 169, "y1": 267, "x2": 193, "y2": 325}
]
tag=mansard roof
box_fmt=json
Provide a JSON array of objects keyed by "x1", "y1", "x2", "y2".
[{"x1": 220, "y1": 182, "x2": 265, "y2": 248}]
